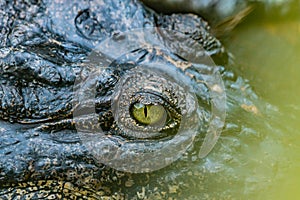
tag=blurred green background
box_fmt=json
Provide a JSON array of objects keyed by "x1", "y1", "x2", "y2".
[{"x1": 225, "y1": 14, "x2": 300, "y2": 199}]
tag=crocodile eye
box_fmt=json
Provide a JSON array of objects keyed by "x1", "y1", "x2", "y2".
[
  {"x1": 131, "y1": 103, "x2": 167, "y2": 126},
  {"x1": 73, "y1": 29, "x2": 226, "y2": 173},
  {"x1": 111, "y1": 65, "x2": 185, "y2": 140}
]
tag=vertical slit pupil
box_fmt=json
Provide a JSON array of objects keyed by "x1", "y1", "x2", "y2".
[{"x1": 144, "y1": 106, "x2": 148, "y2": 118}]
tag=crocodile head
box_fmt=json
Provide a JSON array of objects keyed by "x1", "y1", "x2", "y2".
[{"x1": 0, "y1": 0, "x2": 282, "y2": 199}]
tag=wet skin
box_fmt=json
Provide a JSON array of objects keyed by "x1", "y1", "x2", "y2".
[{"x1": 0, "y1": 0, "x2": 282, "y2": 199}]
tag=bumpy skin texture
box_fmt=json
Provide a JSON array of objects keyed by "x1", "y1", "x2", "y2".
[
  {"x1": 0, "y1": 0, "x2": 224, "y2": 123},
  {"x1": 0, "y1": 0, "x2": 270, "y2": 199}
]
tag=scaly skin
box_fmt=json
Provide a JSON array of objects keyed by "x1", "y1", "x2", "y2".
[{"x1": 0, "y1": 0, "x2": 280, "y2": 199}]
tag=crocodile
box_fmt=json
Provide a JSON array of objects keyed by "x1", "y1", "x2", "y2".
[{"x1": 0, "y1": 0, "x2": 286, "y2": 199}]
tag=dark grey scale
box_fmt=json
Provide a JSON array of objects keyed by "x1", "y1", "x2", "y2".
[
  {"x1": 0, "y1": 74, "x2": 75, "y2": 124},
  {"x1": 155, "y1": 13, "x2": 228, "y2": 65},
  {"x1": 0, "y1": 40, "x2": 85, "y2": 124},
  {"x1": 0, "y1": 76, "x2": 24, "y2": 122},
  {"x1": 20, "y1": 83, "x2": 74, "y2": 122}
]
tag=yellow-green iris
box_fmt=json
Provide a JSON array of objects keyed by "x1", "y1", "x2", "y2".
[{"x1": 131, "y1": 103, "x2": 166, "y2": 125}]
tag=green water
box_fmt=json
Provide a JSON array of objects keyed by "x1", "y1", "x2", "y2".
[
  {"x1": 223, "y1": 18, "x2": 300, "y2": 199},
  {"x1": 145, "y1": 16, "x2": 300, "y2": 200}
]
